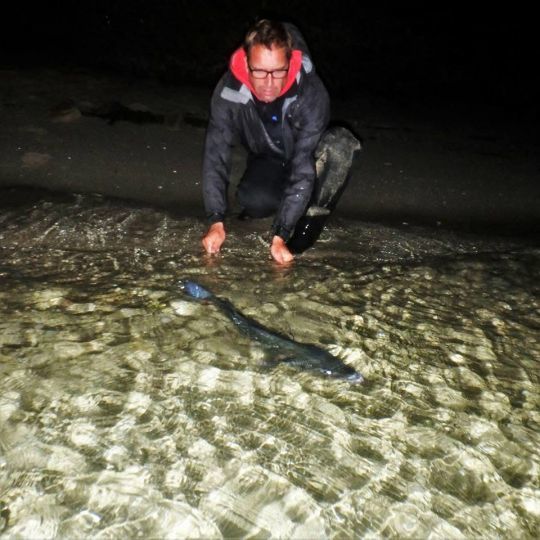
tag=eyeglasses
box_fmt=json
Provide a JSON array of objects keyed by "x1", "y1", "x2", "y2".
[{"x1": 248, "y1": 64, "x2": 289, "y2": 79}]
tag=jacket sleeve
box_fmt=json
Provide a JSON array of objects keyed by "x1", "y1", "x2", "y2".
[
  {"x1": 202, "y1": 82, "x2": 236, "y2": 223},
  {"x1": 272, "y1": 76, "x2": 330, "y2": 240}
]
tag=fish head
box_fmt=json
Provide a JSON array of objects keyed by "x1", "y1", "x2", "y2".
[
  {"x1": 343, "y1": 371, "x2": 364, "y2": 384},
  {"x1": 320, "y1": 364, "x2": 364, "y2": 384},
  {"x1": 311, "y1": 349, "x2": 364, "y2": 384},
  {"x1": 180, "y1": 280, "x2": 212, "y2": 300}
]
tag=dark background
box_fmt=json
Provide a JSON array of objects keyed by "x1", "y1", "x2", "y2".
[
  {"x1": 2, "y1": 2, "x2": 539, "y2": 114},
  {"x1": 1, "y1": 2, "x2": 538, "y2": 237}
]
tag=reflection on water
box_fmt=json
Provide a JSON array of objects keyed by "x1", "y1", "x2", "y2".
[{"x1": 0, "y1": 192, "x2": 539, "y2": 538}]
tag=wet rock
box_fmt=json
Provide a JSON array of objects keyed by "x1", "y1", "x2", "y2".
[
  {"x1": 47, "y1": 445, "x2": 87, "y2": 474},
  {"x1": 430, "y1": 448, "x2": 507, "y2": 503},
  {"x1": 153, "y1": 500, "x2": 222, "y2": 539},
  {"x1": 31, "y1": 288, "x2": 68, "y2": 310},
  {"x1": 170, "y1": 299, "x2": 198, "y2": 316},
  {"x1": 58, "y1": 509, "x2": 102, "y2": 538},
  {"x1": 4, "y1": 492, "x2": 64, "y2": 539},
  {"x1": 479, "y1": 390, "x2": 512, "y2": 421},
  {"x1": 68, "y1": 420, "x2": 99, "y2": 449},
  {"x1": 381, "y1": 502, "x2": 462, "y2": 539},
  {"x1": 123, "y1": 391, "x2": 152, "y2": 417}
]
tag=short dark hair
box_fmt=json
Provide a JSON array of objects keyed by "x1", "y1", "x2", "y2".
[{"x1": 243, "y1": 20, "x2": 293, "y2": 60}]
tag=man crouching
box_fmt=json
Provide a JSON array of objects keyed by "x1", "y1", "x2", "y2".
[{"x1": 202, "y1": 19, "x2": 360, "y2": 264}]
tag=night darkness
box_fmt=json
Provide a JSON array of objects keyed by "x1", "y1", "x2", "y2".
[
  {"x1": 1, "y1": 2, "x2": 539, "y2": 234},
  {"x1": 4, "y1": 2, "x2": 539, "y2": 110}
]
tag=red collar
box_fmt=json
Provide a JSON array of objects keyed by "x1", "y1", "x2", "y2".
[{"x1": 229, "y1": 47, "x2": 303, "y2": 98}]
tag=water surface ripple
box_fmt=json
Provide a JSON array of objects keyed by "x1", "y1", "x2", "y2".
[{"x1": 0, "y1": 193, "x2": 538, "y2": 538}]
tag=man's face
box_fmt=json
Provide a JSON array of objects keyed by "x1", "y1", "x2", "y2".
[{"x1": 247, "y1": 44, "x2": 289, "y2": 103}]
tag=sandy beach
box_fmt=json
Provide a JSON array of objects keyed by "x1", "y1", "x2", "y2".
[
  {"x1": 1, "y1": 67, "x2": 539, "y2": 540},
  {"x1": 1, "y1": 67, "x2": 538, "y2": 238}
]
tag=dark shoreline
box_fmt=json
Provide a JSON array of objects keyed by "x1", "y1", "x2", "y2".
[
  {"x1": 1, "y1": 185, "x2": 538, "y2": 246},
  {"x1": 1, "y1": 68, "x2": 538, "y2": 245}
]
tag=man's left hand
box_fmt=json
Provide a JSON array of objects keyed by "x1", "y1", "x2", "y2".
[{"x1": 270, "y1": 236, "x2": 294, "y2": 264}]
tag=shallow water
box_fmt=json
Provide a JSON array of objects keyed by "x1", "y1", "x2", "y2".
[{"x1": 0, "y1": 192, "x2": 538, "y2": 538}]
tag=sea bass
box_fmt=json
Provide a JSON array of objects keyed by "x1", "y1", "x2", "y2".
[{"x1": 180, "y1": 280, "x2": 363, "y2": 383}]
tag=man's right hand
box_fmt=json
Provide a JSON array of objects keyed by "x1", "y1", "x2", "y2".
[{"x1": 202, "y1": 222, "x2": 226, "y2": 254}]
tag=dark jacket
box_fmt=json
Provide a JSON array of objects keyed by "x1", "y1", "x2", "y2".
[{"x1": 202, "y1": 24, "x2": 330, "y2": 240}]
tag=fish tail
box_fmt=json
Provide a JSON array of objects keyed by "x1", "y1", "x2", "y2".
[{"x1": 181, "y1": 280, "x2": 213, "y2": 300}]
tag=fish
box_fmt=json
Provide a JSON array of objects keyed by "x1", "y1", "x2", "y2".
[{"x1": 180, "y1": 280, "x2": 364, "y2": 383}]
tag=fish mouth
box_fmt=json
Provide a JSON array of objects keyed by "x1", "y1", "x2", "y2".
[
  {"x1": 326, "y1": 369, "x2": 364, "y2": 384},
  {"x1": 345, "y1": 372, "x2": 364, "y2": 384}
]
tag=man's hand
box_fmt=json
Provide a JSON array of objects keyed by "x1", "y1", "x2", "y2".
[
  {"x1": 270, "y1": 235, "x2": 294, "y2": 264},
  {"x1": 202, "y1": 222, "x2": 226, "y2": 254}
]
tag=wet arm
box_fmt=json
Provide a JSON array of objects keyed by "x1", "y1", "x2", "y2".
[
  {"x1": 201, "y1": 89, "x2": 235, "y2": 252},
  {"x1": 272, "y1": 81, "x2": 330, "y2": 241}
]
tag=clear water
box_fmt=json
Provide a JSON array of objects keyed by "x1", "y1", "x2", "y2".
[{"x1": 0, "y1": 192, "x2": 538, "y2": 538}]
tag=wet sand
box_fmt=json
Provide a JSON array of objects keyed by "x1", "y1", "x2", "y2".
[{"x1": 0, "y1": 67, "x2": 539, "y2": 237}]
